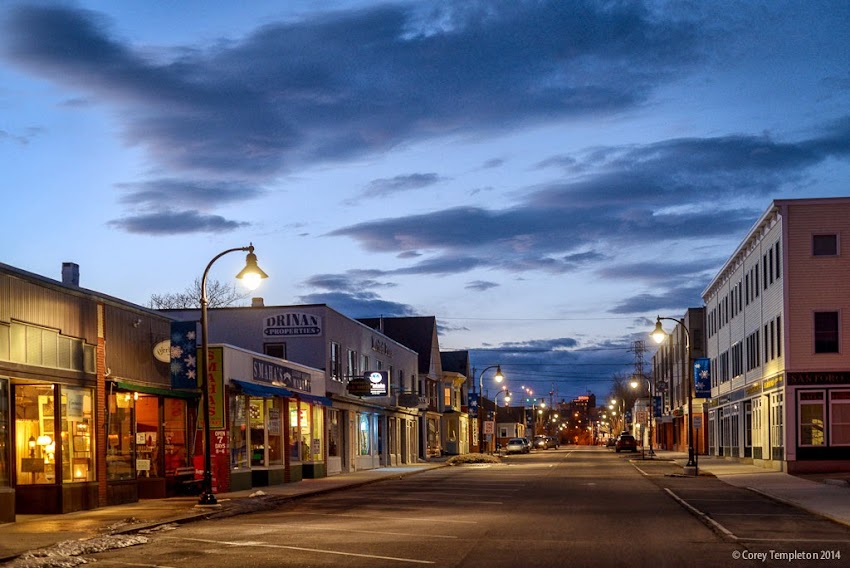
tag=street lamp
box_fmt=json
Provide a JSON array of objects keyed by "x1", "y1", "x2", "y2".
[
  {"x1": 493, "y1": 387, "x2": 511, "y2": 453},
  {"x1": 475, "y1": 365, "x2": 504, "y2": 454},
  {"x1": 630, "y1": 376, "x2": 655, "y2": 457},
  {"x1": 609, "y1": 398, "x2": 624, "y2": 433},
  {"x1": 198, "y1": 244, "x2": 268, "y2": 505},
  {"x1": 651, "y1": 315, "x2": 696, "y2": 472}
]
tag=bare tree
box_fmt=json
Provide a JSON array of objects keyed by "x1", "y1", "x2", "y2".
[{"x1": 149, "y1": 278, "x2": 249, "y2": 309}]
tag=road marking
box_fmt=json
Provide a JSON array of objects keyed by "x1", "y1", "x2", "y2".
[
  {"x1": 95, "y1": 562, "x2": 178, "y2": 568},
  {"x1": 365, "y1": 496, "x2": 503, "y2": 505},
  {"x1": 240, "y1": 522, "x2": 460, "y2": 539},
  {"x1": 664, "y1": 488, "x2": 738, "y2": 541},
  {"x1": 167, "y1": 536, "x2": 435, "y2": 565},
  {"x1": 296, "y1": 512, "x2": 478, "y2": 524}
]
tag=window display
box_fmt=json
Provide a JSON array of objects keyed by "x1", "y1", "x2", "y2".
[
  {"x1": 230, "y1": 394, "x2": 248, "y2": 470},
  {"x1": 14, "y1": 384, "x2": 56, "y2": 485},
  {"x1": 164, "y1": 398, "x2": 188, "y2": 476},
  {"x1": 107, "y1": 392, "x2": 134, "y2": 480},
  {"x1": 61, "y1": 386, "x2": 95, "y2": 483},
  {"x1": 135, "y1": 395, "x2": 159, "y2": 477}
]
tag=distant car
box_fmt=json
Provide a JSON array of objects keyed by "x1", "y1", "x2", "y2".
[
  {"x1": 506, "y1": 438, "x2": 530, "y2": 454},
  {"x1": 533, "y1": 435, "x2": 550, "y2": 450},
  {"x1": 606, "y1": 437, "x2": 617, "y2": 448},
  {"x1": 615, "y1": 434, "x2": 638, "y2": 453},
  {"x1": 547, "y1": 436, "x2": 560, "y2": 449}
]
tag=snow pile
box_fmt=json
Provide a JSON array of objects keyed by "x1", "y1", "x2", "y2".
[{"x1": 6, "y1": 535, "x2": 148, "y2": 568}]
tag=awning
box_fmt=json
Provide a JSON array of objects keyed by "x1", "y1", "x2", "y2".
[
  {"x1": 231, "y1": 379, "x2": 293, "y2": 398},
  {"x1": 112, "y1": 380, "x2": 199, "y2": 399},
  {"x1": 296, "y1": 392, "x2": 333, "y2": 406}
]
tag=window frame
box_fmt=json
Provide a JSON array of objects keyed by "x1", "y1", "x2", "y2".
[
  {"x1": 813, "y1": 234, "x2": 838, "y2": 257},
  {"x1": 814, "y1": 311, "x2": 840, "y2": 354}
]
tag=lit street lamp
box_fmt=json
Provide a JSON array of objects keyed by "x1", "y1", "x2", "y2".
[
  {"x1": 475, "y1": 365, "x2": 504, "y2": 454},
  {"x1": 651, "y1": 315, "x2": 696, "y2": 473},
  {"x1": 630, "y1": 375, "x2": 655, "y2": 457},
  {"x1": 198, "y1": 244, "x2": 268, "y2": 505},
  {"x1": 493, "y1": 387, "x2": 511, "y2": 453}
]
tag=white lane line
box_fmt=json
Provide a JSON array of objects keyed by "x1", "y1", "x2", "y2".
[
  {"x1": 239, "y1": 522, "x2": 459, "y2": 539},
  {"x1": 296, "y1": 512, "x2": 478, "y2": 524},
  {"x1": 379, "y1": 496, "x2": 503, "y2": 505},
  {"x1": 95, "y1": 562, "x2": 178, "y2": 568},
  {"x1": 664, "y1": 488, "x2": 738, "y2": 541},
  {"x1": 166, "y1": 536, "x2": 435, "y2": 565}
]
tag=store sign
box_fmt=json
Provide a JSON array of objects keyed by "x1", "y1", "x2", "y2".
[
  {"x1": 348, "y1": 371, "x2": 390, "y2": 397},
  {"x1": 263, "y1": 312, "x2": 322, "y2": 337},
  {"x1": 365, "y1": 370, "x2": 389, "y2": 396},
  {"x1": 153, "y1": 340, "x2": 171, "y2": 363},
  {"x1": 252, "y1": 358, "x2": 311, "y2": 391}
]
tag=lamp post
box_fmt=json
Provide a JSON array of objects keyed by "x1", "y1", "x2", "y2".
[
  {"x1": 493, "y1": 387, "x2": 511, "y2": 453},
  {"x1": 630, "y1": 376, "x2": 655, "y2": 457},
  {"x1": 651, "y1": 315, "x2": 696, "y2": 472},
  {"x1": 475, "y1": 365, "x2": 504, "y2": 454},
  {"x1": 609, "y1": 398, "x2": 624, "y2": 433},
  {"x1": 198, "y1": 244, "x2": 268, "y2": 505}
]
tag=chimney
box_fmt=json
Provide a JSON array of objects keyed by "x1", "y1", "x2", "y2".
[
  {"x1": 62, "y1": 262, "x2": 80, "y2": 287},
  {"x1": 251, "y1": 297, "x2": 265, "y2": 308}
]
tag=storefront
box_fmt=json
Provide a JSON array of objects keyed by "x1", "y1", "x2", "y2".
[
  {"x1": 104, "y1": 381, "x2": 198, "y2": 502},
  {"x1": 11, "y1": 381, "x2": 98, "y2": 514},
  {"x1": 208, "y1": 345, "x2": 328, "y2": 493}
]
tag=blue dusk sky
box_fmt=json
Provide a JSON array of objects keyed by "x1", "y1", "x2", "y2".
[{"x1": 2, "y1": 1, "x2": 849, "y2": 402}]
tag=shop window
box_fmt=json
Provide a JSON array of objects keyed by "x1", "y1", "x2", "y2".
[
  {"x1": 61, "y1": 386, "x2": 95, "y2": 483},
  {"x1": 267, "y1": 399, "x2": 283, "y2": 466},
  {"x1": 289, "y1": 401, "x2": 301, "y2": 462},
  {"x1": 249, "y1": 398, "x2": 265, "y2": 467},
  {"x1": 107, "y1": 392, "x2": 135, "y2": 480},
  {"x1": 14, "y1": 385, "x2": 57, "y2": 485},
  {"x1": 300, "y1": 402, "x2": 313, "y2": 461},
  {"x1": 327, "y1": 409, "x2": 341, "y2": 458},
  {"x1": 359, "y1": 414, "x2": 371, "y2": 456},
  {"x1": 134, "y1": 395, "x2": 160, "y2": 478},
  {"x1": 311, "y1": 406, "x2": 323, "y2": 461},
  {"x1": 229, "y1": 394, "x2": 248, "y2": 470},
  {"x1": 830, "y1": 391, "x2": 850, "y2": 446},
  {"x1": 164, "y1": 398, "x2": 189, "y2": 476},
  {"x1": 798, "y1": 392, "x2": 825, "y2": 446},
  {"x1": 0, "y1": 378, "x2": 8, "y2": 487}
]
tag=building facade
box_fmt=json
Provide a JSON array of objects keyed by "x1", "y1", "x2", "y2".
[
  {"x1": 166, "y1": 304, "x2": 421, "y2": 474},
  {"x1": 703, "y1": 198, "x2": 850, "y2": 473},
  {"x1": 0, "y1": 262, "x2": 200, "y2": 519},
  {"x1": 651, "y1": 308, "x2": 707, "y2": 454}
]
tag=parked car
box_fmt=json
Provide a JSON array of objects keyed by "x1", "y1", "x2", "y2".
[
  {"x1": 533, "y1": 435, "x2": 550, "y2": 450},
  {"x1": 547, "y1": 435, "x2": 560, "y2": 449},
  {"x1": 605, "y1": 437, "x2": 617, "y2": 448},
  {"x1": 615, "y1": 434, "x2": 638, "y2": 453},
  {"x1": 506, "y1": 437, "x2": 531, "y2": 454}
]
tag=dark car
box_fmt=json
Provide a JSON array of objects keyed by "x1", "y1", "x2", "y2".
[
  {"x1": 605, "y1": 437, "x2": 617, "y2": 448},
  {"x1": 533, "y1": 435, "x2": 550, "y2": 450},
  {"x1": 547, "y1": 435, "x2": 560, "y2": 449},
  {"x1": 615, "y1": 434, "x2": 638, "y2": 453}
]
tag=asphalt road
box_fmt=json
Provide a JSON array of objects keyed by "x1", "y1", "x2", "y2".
[{"x1": 82, "y1": 447, "x2": 850, "y2": 568}]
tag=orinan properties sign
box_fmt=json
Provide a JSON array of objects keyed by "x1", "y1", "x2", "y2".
[{"x1": 263, "y1": 312, "x2": 322, "y2": 337}]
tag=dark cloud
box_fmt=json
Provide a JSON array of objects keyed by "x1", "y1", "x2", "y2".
[
  {"x1": 361, "y1": 173, "x2": 445, "y2": 199},
  {"x1": 330, "y1": 126, "x2": 850, "y2": 275},
  {"x1": 597, "y1": 259, "x2": 723, "y2": 285},
  {"x1": 469, "y1": 336, "x2": 636, "y2": 400},
  {"x1": 465, "y1": 280, "x2": 498, "y2": 291},
  {"x1": 303, "y1": 273, "x2": 396, "y2": 293},
  {"x1": 106, "y1": 210, "x2": 249, "y2": 235},
  {"x1": 297, "y1": 291, "x2": 416, "y2": 319},
  {"x1": 609, "y1": 284, "x2": 706, "y2": 315},
  {"x1": 116, "y1": 179, "x2": 266, "y2": 209},
  {"x1": 3, "y1": 1, "x2": 704, "y2": 179}
]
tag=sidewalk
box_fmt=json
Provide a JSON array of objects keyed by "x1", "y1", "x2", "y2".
[
  {"x1": 650, "y1": 449, "x2": 850, "y2": 527},
  {"x1": 0, "y1": 463, "x2": 444, "y2": 564}
]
